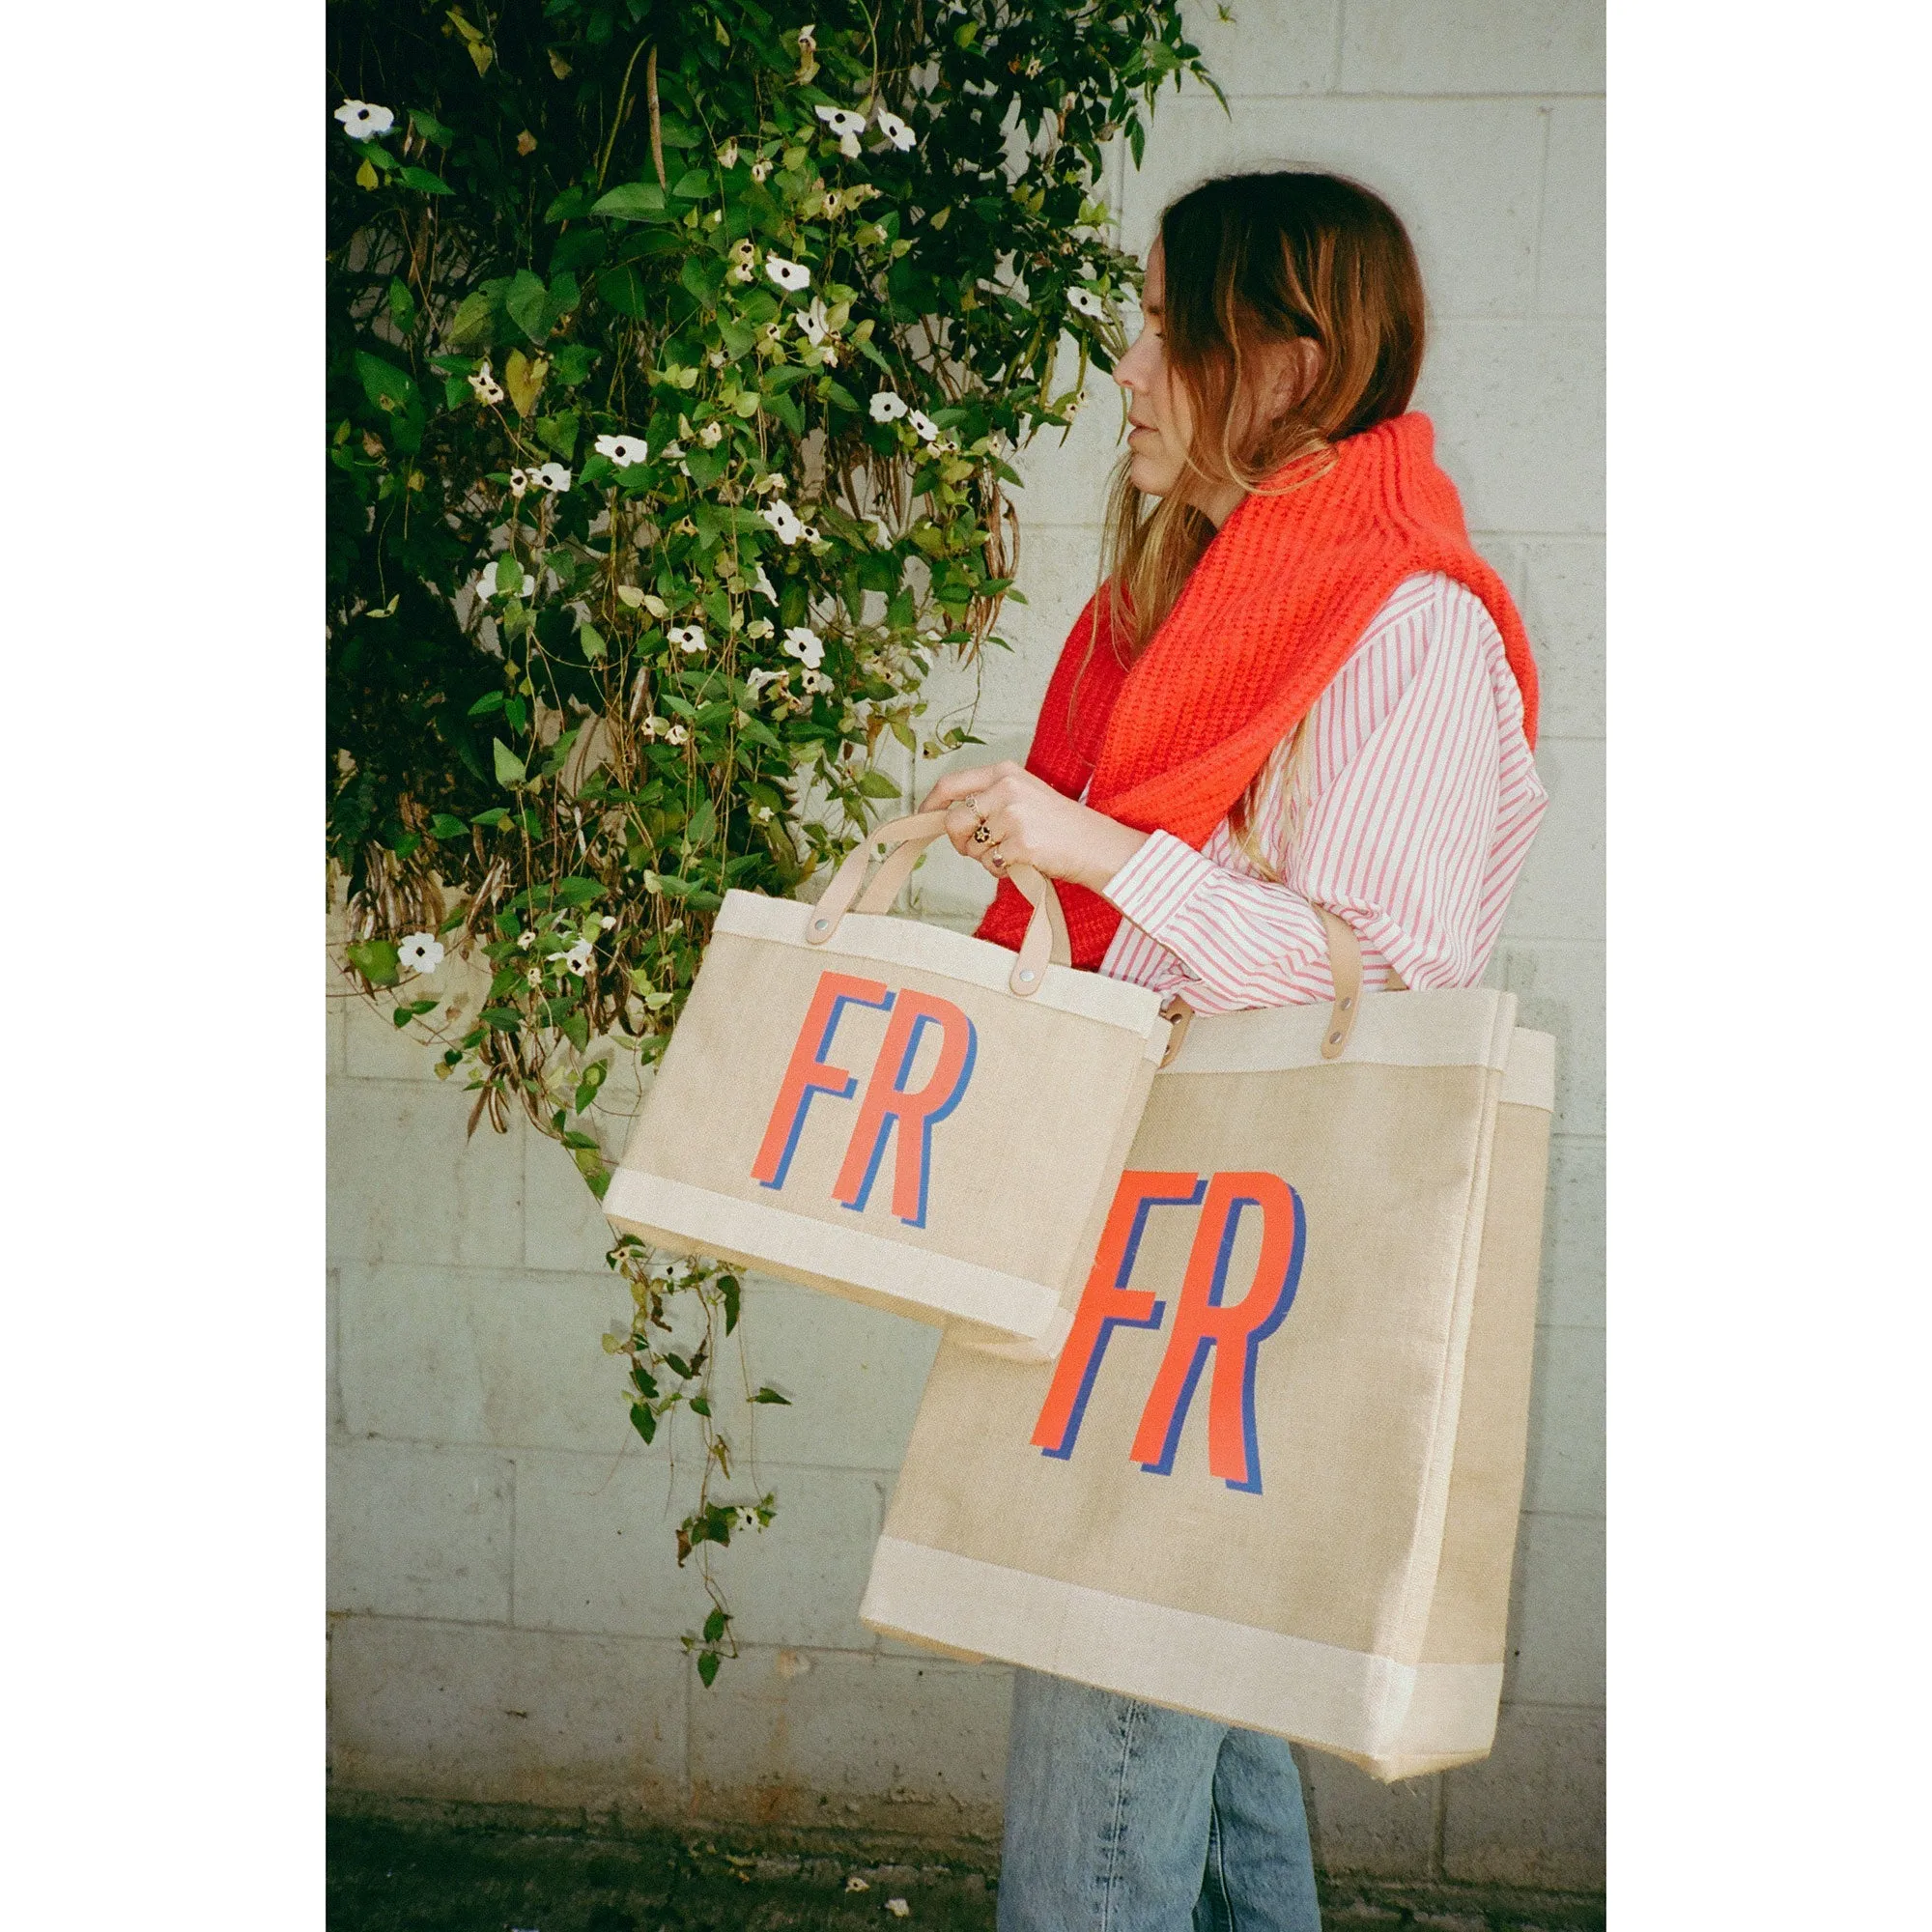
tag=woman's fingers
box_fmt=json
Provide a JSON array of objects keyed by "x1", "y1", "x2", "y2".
[{"x1": 919, "y1": 762, "x2": 1008, "y2": 813}]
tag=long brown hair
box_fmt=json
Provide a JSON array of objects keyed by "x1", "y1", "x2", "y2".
[{"x1": 1068, "y1": 170, "x2": 1427, "y2": 857}]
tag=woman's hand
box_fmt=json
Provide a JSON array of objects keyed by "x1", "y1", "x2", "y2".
[{"x1": 919, "y1": 760, "x2": 1150, "y2": 895}]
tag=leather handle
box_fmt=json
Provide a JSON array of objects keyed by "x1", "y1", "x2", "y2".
[
  {"x1": 1317, "y1": 908, "x2": 1365, "y2": 1061},
  {"x1": 1313, "y1": 908, "x2": 1408, "y2": 1057},
  {"x1": 803, "y1": 810, "x2": 1071, "y2": 997}
]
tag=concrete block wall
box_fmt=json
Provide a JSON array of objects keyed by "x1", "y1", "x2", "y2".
[{"x1": 327, "y1": 0, "x2": 1605, "y2": 1890}]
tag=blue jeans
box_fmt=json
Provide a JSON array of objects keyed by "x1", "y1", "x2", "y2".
[{"x1": 997, "y1": 1668, "x2": 1322, "y2": 1931}]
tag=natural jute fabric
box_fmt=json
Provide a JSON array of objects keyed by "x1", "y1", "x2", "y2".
[
  {"x1": 860, "y1": 980, "x2": 1555, "y2": 1779},
  {"x1": 605, "y1": 815, "x2": 1177, "y2": 1352}
]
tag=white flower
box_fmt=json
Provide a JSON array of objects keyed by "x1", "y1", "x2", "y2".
[
  {"x1": 726, "y1": 263, "x2": 753, "y2": 284},
  {"x1": 745, "y1": 668, "x2": 785, "y2": 696},
  {"x1": 845, "y1": 1877, "x2": 870, "y2": 1894},
  {"x1": 753, "y1": 471, "x2": 787, "y2": 496},
  {"x1": 659, "y1": 439, "x2": 685, "y2": 461},
  {"x1": 795, "y1": 298, "x2": 831, "y2": 346},
  {"x1": 668, "y1": 624, "x2": 707, "y2": 654},
  {"x1": 533, "y1": 462, "x2": 572, "y2": 493},
  {"x1": 930, "y1": 434, "x2": 959, "y2": 456},
  {"x1": 468, "y1": 361, "x2": 505, "y2": 404},
  {"x1": 885, "y1": 1900, "x2": 910, "y2": 1919},
  {"x1": 397, "y1": 932, "x2": 444, "y2": 975},
  {"x1": 476, "y1": 563, "x2": 539, "y2": 600},
  {"x1": 728, "y1": 239, "x2": 755, "y2": 268},
  {"x1": 507, "y1": 469, "x2": 529, "y2": 497},
  {"x1": 801, "y1": 667, "x2": 835, "y2": 695},
  {"x1": 798, "y1": 523, "x2": 823, "y2": 545},
  {"x1": 875, "y1": 108, "x2": 916, "y2": 151},
  {"x1": 1067, "y1": 286, "x2": 1107, "y2": 320},
  {"x1": 665, "y1": 723, "x2": 690, "y2": 746},
  {"x1": 546, "y1": 938, "x2": 595, "y2": 977},
  {"x1": 334, "y1": 99, "x2": 394, "y2": 141},
  {"x1": 594, "y1": 432, "x2": 648, "y2": 468},
  {"x1": 869, "y1": 390, "x2": 908, "y2": 423},
  {"x1": 815, "y1": 105, "x2": 867, "y2": 141},
  {"x1": 764, "y1": 253, "x2": 810, "y2": 292},
  {"x1": 642, "y1": 715, "x2": 669, "y2": 739},
  {"x1": 518, "y1": 928, "x2": 535, "y2": 948},
  {"x1": 822, "y1": 189, "x2": 844, "y2": 216},
  {"x1": 906, "y1": 410, "x2": 940, "y2": 443},
  {"x1": 526, "y1": 966, "x2": 542, "y2": 988},
  {"x1": 719, "y1": 138, "x2": 740, "y2": 168},
  {"x1": 600, "y1": 915, "x2": 617, "y2": 929},
  {"x1": 838, "y1": 131, "x2": 860, "y2": 158},
  {"x1": 782, "y1": 625, "x2": 826, "y2": 669},
  {"x1": 697, "y1": 420, "x2": 724, "y2": 446},
  {"x1": 753, "y1": 563, "x2": 778, "y2": 601},
  {"x1": 750, "y1": 158, "x2": 772, "y2": 184},
  {"x1": 797, "y1": 23, "x2": 817, "y2": 50},
  {"x1": 760, "y1": 499, "x2": 805, "y2": 545}
]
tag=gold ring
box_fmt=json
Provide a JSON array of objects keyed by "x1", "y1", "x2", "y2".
[{"x1": 971, "y1": 823, "x2": 994, "y2": 845}]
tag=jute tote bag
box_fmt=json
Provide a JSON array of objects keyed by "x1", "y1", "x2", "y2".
[
  {"x1": 861, "y1": 914, "x2": 1556, "y2": 1779},
  {"x1": 604, "y1": 811, "x2": 1182, "y2": 1350}
]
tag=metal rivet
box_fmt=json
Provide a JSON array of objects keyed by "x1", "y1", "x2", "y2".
[
  {"x1": 1339, "y1": 996, "x2": 1353, "y2": 1009},
  {"x1": 812, "y1": 919, "x2": 829, "y2": 931},
  {"x1": 1018, "y1": 969, "x2": 1036, "y2": 983},
  {"x1": 1328, "y1": 1031, "x2": 1343, "y2": 1044}
]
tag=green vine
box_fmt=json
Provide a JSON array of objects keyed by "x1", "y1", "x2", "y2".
[{"x1": 327, "y1": 0, "x2": 1216, "y2": 1683}]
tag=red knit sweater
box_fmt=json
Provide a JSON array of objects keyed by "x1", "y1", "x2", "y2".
[{"x1": 975, "y1": 412, "x2": 1540, "y2": 967}]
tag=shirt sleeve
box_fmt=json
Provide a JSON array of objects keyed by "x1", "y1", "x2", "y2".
[{"x1": 1097, "y1": 575, "x2": 1530, "y2": 1011}]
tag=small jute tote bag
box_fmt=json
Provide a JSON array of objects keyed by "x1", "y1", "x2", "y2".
[
  {"x1": 860, "y1": 912, "x2": 1556, "y2": 1779},
  {"x1": 604, "y1": 811, "x2": 1183, "y2": 1350}
]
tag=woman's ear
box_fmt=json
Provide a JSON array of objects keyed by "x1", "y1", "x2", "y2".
[{"x1": 1268, "y1": 335, "x2": 1322, "y2": 416}]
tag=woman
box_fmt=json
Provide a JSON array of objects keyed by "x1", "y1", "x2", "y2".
[{"x1": 920, "y1": 173, "x2": 1547, "y2": 1930}]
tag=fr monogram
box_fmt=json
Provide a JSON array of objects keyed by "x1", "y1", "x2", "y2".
[
  {"x1": 753, "y1": 970, "x2": 978, "y2": 1227},
  {"x1": 1033, "y1": 1169, "x2": 1307, "y2": 1493}
]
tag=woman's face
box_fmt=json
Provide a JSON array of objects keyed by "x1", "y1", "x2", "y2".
[
  {"x1": 1113, "y1": 239, "x2": 1192, "y2": 499},
  {"x1": 1112, "y1": 237, "x2": 1313, "y2": 524}
]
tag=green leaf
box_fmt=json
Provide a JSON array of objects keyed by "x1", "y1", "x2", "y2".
[
  {"x1": 591, "y1": 181, "x2": 668, "y2": 220},
  {"x1": 493, "y1": 739, "x2": 527, "y2": 785},
  {"x1": 856, "y1": 770, "x2": 902, "y2": 800},
  {"x1": 720, "y1": 1274, "x2": 740, "y2": 1335},
  {"x1": 467, "y1": 690, "x2": 506, "y2": 716},
  {"x1": 398, "y1": 165, "x2": 453, "y2": 195},
  {"x1": 505, "y1": 269, "x2": 549, "y2": 343},
  {"x1": 702, "y1": 1606, "x2": 728, "y2": 1643},
  {"x1": 630, "y1": 1404, "x2": 657, "y2": 1444},
  {"x1": 354, "y1": 353, "x2": 417, "y2": 415},
  {"x1": 408, "y1": 106, "x2": 455, "y2": 145},
  {"x1": 480, "y1": 1005, "x2": 523, "y2": 1031},
  {"x1": 556, "y1": 876, "x2": 604, "y2": 905},
  {"x1": 447, "y1": 289, "x2": 497, "y2": 347},
  {"x1": 696, "y1": 1650, "x2": 720, "y2": 1688},
  {"x1": 751, "y1": 1385, "x2": 791, "y2": 1406},
  {"x1": 670, "y1": 168, "x2": 710, "y2": 199},
  {"x1": 578, "y1": 621, "x2": 607, "y2": 662},
  {"x1": 346, "y1": 939, "x2": 400, "y2": 987},
  {"x1": 685, "y1": 796, "x2": 718, "y2": 847},
  {"x1": 595, "y1": 262, "x2": 652, "y2": 317},
  {"x1": 391, "y1": 997, "x2": 439, "y2": 1028},
  {"x1": 535, "y1": 410, "x2": 579, "y2": 458},
  {"x1": 764, "y1": 387, "x2": 805, "y2": 436},
  {"x1": 469, "y1": 807, "x2": 509, "y2": 828},
  {"x1": 429, "y1": 813, "x2": 469, "y2": 839}
]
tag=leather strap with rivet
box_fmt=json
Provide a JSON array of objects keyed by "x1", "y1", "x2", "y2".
[{"x1": 1316, "y1": 907, "x2": 1406, "y2": 1059}]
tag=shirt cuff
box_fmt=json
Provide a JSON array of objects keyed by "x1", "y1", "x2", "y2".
[{"x1": 1098, "y1": 830, "x2": 1224, "y2": 942}]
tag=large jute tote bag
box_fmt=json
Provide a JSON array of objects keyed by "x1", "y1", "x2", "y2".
[
  {"x1": 604, "y1": 811, "x2": 1181, "y2": 1350},
  {"x1": 861, "y1": 913, "x2": 1556, "y2": 1779}
]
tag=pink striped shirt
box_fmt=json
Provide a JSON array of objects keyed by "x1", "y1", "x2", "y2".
[{"x1": 1096, "y1": 572, "x2": 1547, "y2": 1011}]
